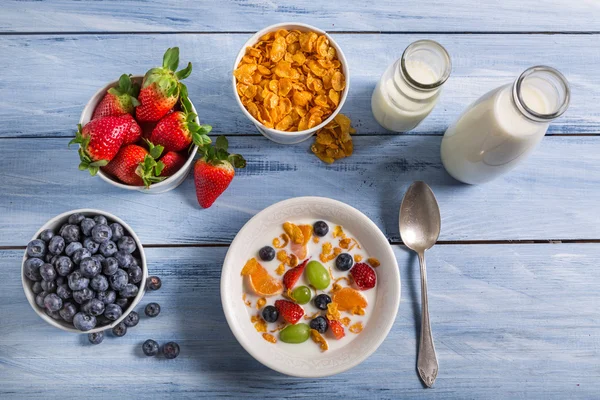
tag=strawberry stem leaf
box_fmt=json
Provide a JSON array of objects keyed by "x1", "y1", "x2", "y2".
[
  {"x1": 175, "y1": 62, "x2": 192, "y2": 80},
  {"x1": 163, "y1": 47, "x2": 180, "y2": 72},
  {"x1": 215, "y1": 136, "x2": 228, "y2": 151}
]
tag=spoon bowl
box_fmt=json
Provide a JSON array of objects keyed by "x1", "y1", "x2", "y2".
[{"x1": 399, "y1": 181, "x2": 441, "y2": 252}]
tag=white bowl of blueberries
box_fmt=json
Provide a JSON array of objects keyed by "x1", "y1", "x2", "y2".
[{"x1": 22, "y1": 209, "x2": 148, "y2": 335}]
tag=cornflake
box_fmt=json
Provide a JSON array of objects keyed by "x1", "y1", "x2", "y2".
[
  {"x1": 311, "y1": 114, "x2": 356, "y2": 164},
  {"x1": 273, "y1": 233, "x2": 290, "y2": 249},
  {"x1": 311, "y1": 329, "x2": 329, "y2": 351},
  {"x1": 354, "y1": 254, "x2": 363, "y2": 263},
  {"x1": 256, "y1": 297, "x2": 267, "y2": 309},
  {"x1": 367, "y1": 257, "x2": 381, "y2": 268},
  {"x1": 262, "y1": 333, "x2": 277, "y2": 343},
  {"x1": 326, "y1": 302, "x2": 341, "y2": 321},
  {"x1": 349, "y1": 322, "x2": 364, "y2": 334},
  {"x1": 275, "y1": 263, "x2": 285, "y2": 275}
]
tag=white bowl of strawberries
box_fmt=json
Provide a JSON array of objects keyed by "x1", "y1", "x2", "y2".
[{"x1": 73, "y1": 48, "x2": 212, "y2": 194}]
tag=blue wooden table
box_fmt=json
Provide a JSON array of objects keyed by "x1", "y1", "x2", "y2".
[{"x1": 1, "y1": 1, "x2": 599, "y2": 398}]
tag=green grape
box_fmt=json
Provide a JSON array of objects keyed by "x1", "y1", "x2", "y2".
[
  {"x1": 279, "y1": 323, "x2": 311, "y2": 344},
  {"x1": 306, "y1": 260, "x2": 330, "y2": 290},
  {"x1": 291, "y1": 285, "x2": 312, "y2": 304}
]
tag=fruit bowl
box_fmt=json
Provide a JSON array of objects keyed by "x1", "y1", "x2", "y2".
[
  {"x1": 21, "y1": 209, "x2": 147, "y2": 334},
  {"x1": 80, "y1": 76, "x2": 199, "y2": 194},
  {"x1": 221, "y1": 197, "x2": 400, "y2": 377},
  {"x1": 232, "y1": 22, "x2": 350, "y2": 145}
]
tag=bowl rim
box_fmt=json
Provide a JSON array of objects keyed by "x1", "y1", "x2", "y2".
[
  {"x1": 231, "y1": 22, "x2": 350, "y2": 139},
  {"x1": 79, "y1": 75, "x2": 199, "y2": 191},
  {"x1": 220, "y1": 196, "x2": 401, "y2": 377},
  {"x1": 21, "y1": 209, "x2": 148, "y2": 334}
]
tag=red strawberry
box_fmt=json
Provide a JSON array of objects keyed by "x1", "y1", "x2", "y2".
[
  {"x1": 283, "y1": 258, "x2": 309, "y2": 289},
  {"x1": 350, "y1": 263, "x2": 377, "y2": 290},
  {"x1": 92, "y1": 74, "x2": 140, "y2": 119},
  {"x1": 121, "y1": 114, "x2": 142, "y2": 144},
  {"x1": 194, "y1": 136, "x2": 246, "y2": 208},
  {"x1": 327, "y1": 319, "x2": 345, "y2": 340},
  {"x1": 102, "y1": 142, "x2": 165, "y2": 187},
  {"x1": 136, "y1": 47, "x2": 192, "y2": 122},
  {"x1": 274, "y1": 300, "x2": 304, "y2": 324},
  {"x1": 69, "y1": 115, "x2": 134, "y2": 175},
  {"x1": 158, "y1": 151, "x2": 187, "y2": 177}
]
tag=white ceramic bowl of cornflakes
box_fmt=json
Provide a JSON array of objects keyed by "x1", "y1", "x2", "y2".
[{"x1": 232, "y1": 23, "x2": 350, "y2": 145}]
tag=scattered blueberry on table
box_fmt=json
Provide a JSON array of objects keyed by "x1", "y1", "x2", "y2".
[
  {"x1": 145, "y1": 302, "x2": 161, "y2": 317},
  {"x1": 163, "y1": 342, "x2": 180, "y2": 359},
  {"x1": 147, "y1": 276, "x2": 162, "y2": 291}
]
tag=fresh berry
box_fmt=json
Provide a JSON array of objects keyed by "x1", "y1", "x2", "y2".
[
  {"x1": 94, "y1": 215, "x2": 108, "y2": 225},
  {"x1": 88, "y1": 331, "x2": 104, "y2": 345},
  {"x1": 350, "y1": 263, "x2": 377, "y2": 290},
  {"x1": 35, "y1": 291, "x2": 48, "y2": 308},
  {"x1": 143, "y1": 339, "x2": 160, "y2": 356},
  {"x1": 83, "y1": 237, "x2": 100, "y2": 254},
  {"x1": 313, "y1": 294, "x2": 332, "y2": 310},
  {"x1": 110, "y1": 223, "x2": 125, "y2": 241},
  {"x1": 65, "y1": 242, "x2": 82, "y2": 258},
  {"x1": 32, "y1": 281, "x2": 43, "y2": 294},
  {"x1": 80, "y1": 257, "x2": 101, "y2": 278},
  {"x1": 59, "y1": 302, "x2": 78, "y2": 322},
  {"x1": 56, "y1": 284, "x2": 72, "y2": 300},
  {"x1": 92, "y1": 74, "x2": 140, "y2": 120},
  {"x1": 104, "y1": 303, "x2": 123, "y2": 321},
  {"x1": 24, "y1": 257, "x2": 44, "y2": 281},
  {"x1": 96, "y1": 290, "x2": 117, "y2": 305},
  {"x1": 147, "y1": 276, "x2": 162, "y2": 290},
  {"x1": 117, "y1": 236, "x2": 136, "y2": 253},
  {"x1": 82, "y1": 298, "x2": 105, "y2": 316},
  {"x1": 335, "y1": 253, "x2": 354, "y2": 271},
  {"x1": 102, "y1": 143, "x2": 165, "y2": 187},
  {"x1": 27, "y1": 239, "x2": 47, "y2": 258},
  {"x1": 283, "y1": 258, "x2": 309, "y2": 290},
  {"x1": 43, "y1": 293, "x2": 63, "y2": 312},
  {"x1": 90, "y1": 275, "x2": 109, "y2": 292},
  {"x1": 73, "y1": 288, "x2": 95, "y2": 304},
  {"x1": 258, "y1": 246, "x2": 276, "y2": 262},
  {"x1": 48, "y1": 235, "x2": 66, "y2": 254},
  {"x1": 119, "y1": 283, "x2": 139, "y2": 299},
  {"x1": 145, "y1": 302, "x2": 161, "y2": 317},
  {"x1": 274, "y1": 299, "x2": 304, "y2": 324},
  {"x1": 80, "y1": 218, "x2": 96, "y2": 236},
  {"x1": 112, "y1": 322, "x2": 127, "y2": 337},
  {"x1": 41, "y1": 279, "x2": 57, "y2": 293},
  {"x1": 39, "y1": 263, "x2": 57, "y2": 282},
  {"x1": 68, "y1": 213, "x2": 86, "y2": 225},
  {"x1": 99, "y1": 240, "x2": 118, "y2": 257},
  {"x1": 46, "y1": 309, "x2": 62, "y2": 320},
  {"x1": 163, "y1": 342, "x2": 180, "y2": 359},
  {"x1": 313, "y1": 221, "x2": 329, "y2": 237},
  {"x1": 136, "y1": 47, "x2": 192, "y2": 122},
  {"x1": 102, "y1": 257, "x2": 119, "y2": 275},
  {"x1": 114, "y1": 250, "x2": 134, "y2": 268},
  {"x1": 123, "y1": 311, "x2": 139, "y2": 327},
  {"x1": 127, "y1": 266, "x2": 143, "y2": 284},
  {"x1": 60, "y1": 225, "x2": 81, "y2": 244},
  {"x1": 109, "y1": 269, "x2": 129, "y2": 291},
  {"x1": 327, "y1": 318, "x2": 345, "y2": 340},
  {"x1": 309, "y1": 316, "x2": 328, "y2": 334},
  {"x1": 158, "y1": 151, "x2": 187, "y2": 177},
  {"x1": 73, "y1": 312, "x2": 97, "y2": 331},
  {"x1": 54, "y1": 256, "x2": 74, "y2": 276},
  {"x1": 39, "y1": 229, "x2": 54, "y2": 243},
  {"x1": 91, "y1": 224, "x2": 112, "y2": 244},
  {"x1": 114, "y1": 297, "x2": 129, "y2": 309},
  {"x1": 193, "y1": 136, "x2": 246, "y2": 208},
  {"x1": 68, "y1": 271, "x2": 90, "y2": 291},
  {"x1": 261, "y1": 305, "x2": 279, "y2": 323},
  {"x1": 72, "y1": 248, "x2": 91, "y2": 265}
]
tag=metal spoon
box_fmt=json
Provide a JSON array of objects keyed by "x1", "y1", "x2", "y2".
[{"x1": 399, "y1": 181, "x2": 440, "y2": 388}]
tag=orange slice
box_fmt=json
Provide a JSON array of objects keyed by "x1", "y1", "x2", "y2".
[
  {"x1": 291, "y1": 224, "x2": 313, "y2": 259},
  {"x1": 333, "y1": 287, "x2": 368, "y2": 311},
  {"x1": 241, "y1": 258, "x2": 283, "y2": 296}
]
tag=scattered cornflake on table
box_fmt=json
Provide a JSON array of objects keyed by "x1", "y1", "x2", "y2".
[{"x1": 311, "y1": 114, "x2": 356, "y2": 163}]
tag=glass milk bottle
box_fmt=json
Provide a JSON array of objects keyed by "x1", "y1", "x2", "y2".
[
  {"x1": 371, "y1": 40, "x2": 451, "y2": 132},
  {"x1": 441, "y1": 66, "x2": 570, "y2": 184}
]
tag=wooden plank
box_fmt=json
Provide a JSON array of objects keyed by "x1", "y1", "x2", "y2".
[
  {"x1": 1, "y1": 244, "x2": 598, "y2": 399},
  {"x1": 1, "y1": 135, "x2": 599, "y2": 246},
  {"x1": 0, "y1": 33, "x2": 598, "y2": 138},
  {"x1": 1, "y1": 0, "x2": 599, "y2": 33}
]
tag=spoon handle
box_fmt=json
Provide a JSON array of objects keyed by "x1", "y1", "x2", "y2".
[{"x1": 417, "y1": 251, "x2": 439, "y2": 387}]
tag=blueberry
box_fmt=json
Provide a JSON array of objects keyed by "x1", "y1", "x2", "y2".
[
  {"x1": 59, "y1": 302, "x2": 78, "y2": 322},
  {"x1": 147, "y1": 276, "x2": 162, "y2": 291},
  {"x1": 60, "y1": 224, "x2": 81, "y2": 244},
  {"x1": 39, "y1": 263, "x2": 57, "y2": 282},
  {"x1": 119, "y1": 284, "x2": 138, "y2": 299},
  {"x1": 83, "y1": 237, "x2": 100, "y2": 254},
  {"x1": 73, "y1": 312, "x2": 97, "y2": 331},
  {"x1": 80, "y1": 257, "x2": 101, "y2": 278},
  {"x1": 114, "y1": 297, "x2": 129, "y2": 309},
  {"x1": 68, "y1": 270, "x2": 89, "y2": 291},
  {"x1": 35, "y1": 291, "x2": 48, "y2": 308},
  {"x1": 335, "y1": 253, "x2": 354, "y2": 271},
  {"x1": 96, "y1": 290, "x2": 117, "y2": 305},
  {"x1": 41, "y1": 279, "x2": 57, "y2": 293},
  {"x1": 309, "y1": 316, "x2": 328, "y2": 333},
  {"x1": 54, "y1": 256, "x2": 74, "y2": 276},
  {"x1": 43, "y1": 293, "x2": 63, "y2": 312},
  {"x1": 104, "y1": 303, "x2": 123, "y2": 321},
  {"x1": 39, "y1": 229, "x2": 55, "y2": 243},
  {"x1": 109, "y1": 269, "x2": 128, "y2": 291},
  {"x1": 56, "y1": 276, "x2": 65, "y2": 285},
  {"x1": 91, "y1": 224, "x2": 112, "y2": 244},
  {"x1": 102, "y1": 257, "x2": 119, "y2": 275},
  {"x1": 82, "y1": 298, "x2": 105, "y2": 316},
  {"x1": 145, "y1": 302, "x2": 160, "y2": 317},
  {"x1": 46, "y1": 309, "x2": 62, "y2": 320},
  {"x1": 72, "y1": 248, "x2": 91, "y2": 265},
  {"x1": 24, "y1": 257, "x2": 44, "y2": 281},
  {"x1": 123, "y1": 311, "x2": 139, "y2": 327},
  {"x1": 90, "y1": 275, "x2": 109, "y2": 292},
  {"x1": 112, "y1": 322, "x2": 127, "y2": 337},
  {"x1": 127, "y1": 265, "x2": 143, "y2": 284},
  {"x1": 114, "y1": 250, "x2": 134, "y2": 269},
  {"x1": 80, "y1": 218, "x2": 96, "y2": 236},
  {"x1": 117, "y1": 236, "x2": 136, "y2": 253},
  {"x1": 110, "y1": 223, "x2": 125, "y2": 241},
  {"x1": 313, "y1": 221, "x2": 329, "y2": 237},
  {"x1": 99, "y1": 240, "x2": 118, "y2": 257},
  {"x1": 48, "y1": 235, "x2": 66, "y2": 255},
  {"x1": 65, "y1": 242, "x2": 83, "y2": 257},
  {"x1": 69, "y1": 213, "x2": 85, "y2": 225},
  {"x1": 313, "y1": 294, "x2": 332, "y2": 310},
  {"x1": 91, "y1": 254, "x2": 105, "y2": 265},
  {"x1": 163, "y1": 342, "x2": 180, "y2": 359},
  {"x1": 258, "y1": 246, "x2": 276, "y2": 261},
  {"x1": 73, "y1": 287, "x2": 95, "y2": 304},
  {"x1": 261, "y1": 305, "x2": 279, "y2": 323},
  {"x1": 44, "y1": 254, "x2": 54, "y2": 263},
  {"x1": 56, "y1": 284, "x2": 72, "y2": 300},
  {"x1": 27, "y1": 239, "x2": 47, "y2": 258},
  {"x1": 142, "y1": 339, "x2": 159, "y2": 356},
  {"x1": 93, "y1": 215, "x2": 108, "y2": 225},
  {"x1": 96, "y1": 315, "x2": 110, "y2": 326},
  {"x1": 32, "y1": 281, "x2": 43, "y2": 294},
  {"x1": 88, "y1": 331, "x2": 104, "y2": 345}
]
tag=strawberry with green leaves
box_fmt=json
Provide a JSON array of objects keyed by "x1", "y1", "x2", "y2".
[
  {"x1": 136, "y1": 47, "x2": 192, "y2": 122},
  {"x1": 92, "y1": 74, "x2": 140, "y2": 120},
  {"x1": 194, "y1": 136, "x2": 246, "y2": 208},
  {"x1": 102, "y1": 140, "x2": 165, "y2": 187},
  {"x1": 149, "y1": 86, "x2": 212, "y2": 152},
  {"x1": 121, "y1": 114, "x2": 142, "y2": 144}
]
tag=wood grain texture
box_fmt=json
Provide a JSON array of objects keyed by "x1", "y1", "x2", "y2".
[
  {"x1": 0, "y1": 33, "x2": 599, "y2": 138},
  {"x1": 1, "y1": 135, "x2": 599, "y2": 246},
  {"x1": 1, "y1": 0, "x2": 599, "y2": 33},
  {"x1": 1, "y1": 244, "x2": 599, "y2": 399}
]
